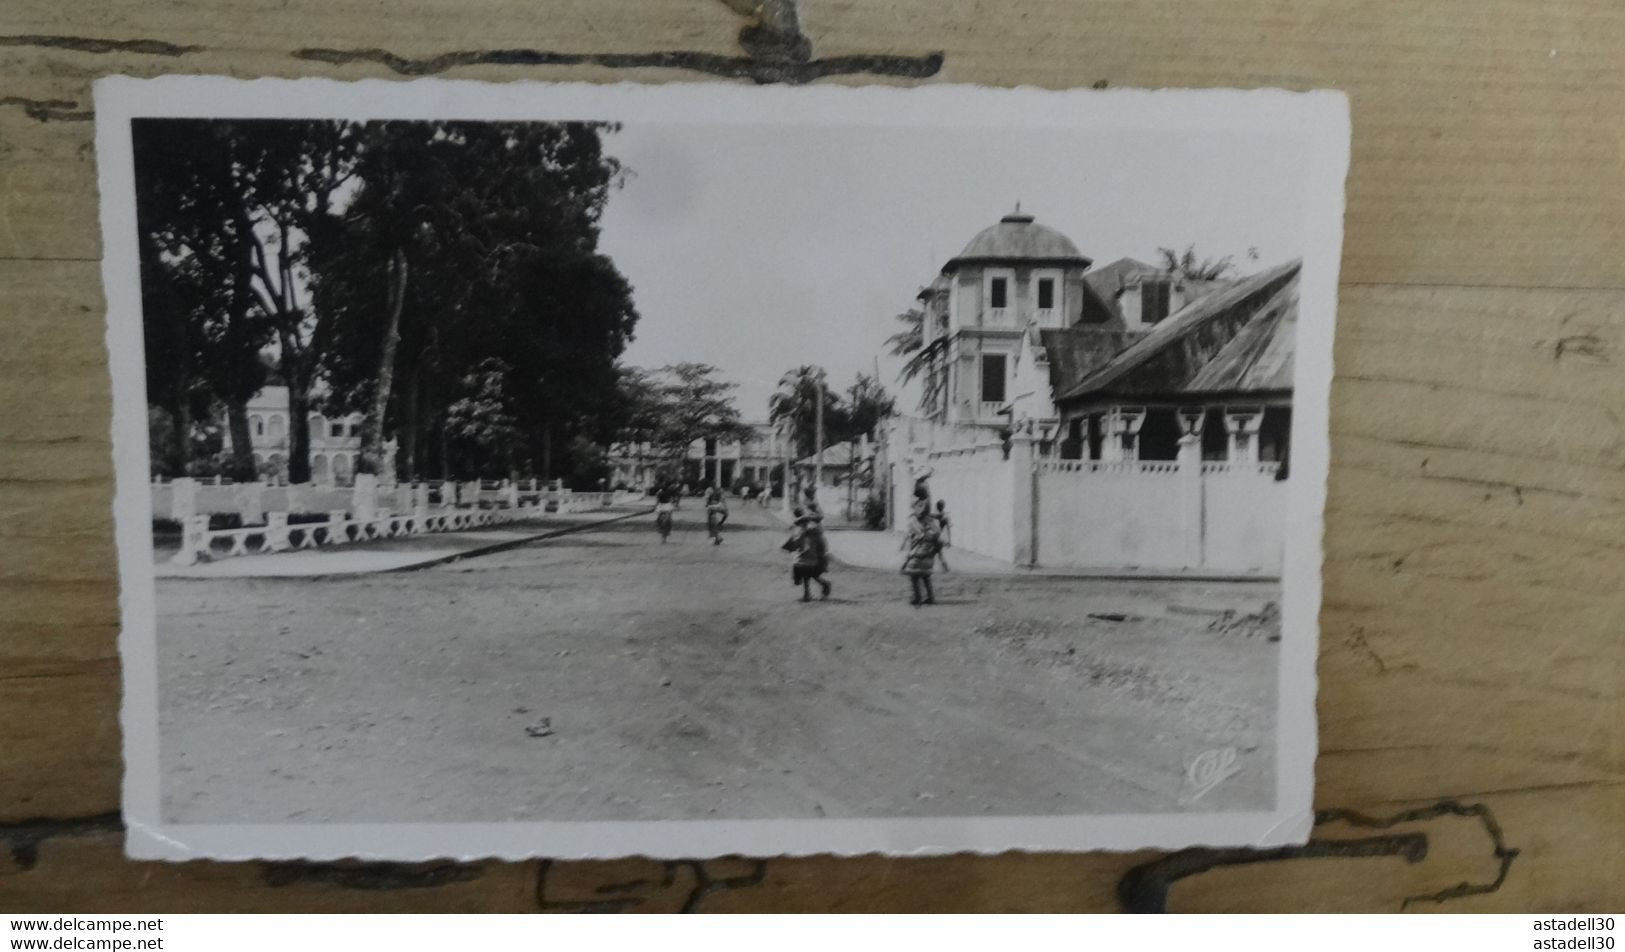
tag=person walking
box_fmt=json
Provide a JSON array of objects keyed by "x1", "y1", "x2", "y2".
[
  {"x1": 901, "y1": 509, "x2": 942, "y2": 606},
  {"x1": 653, "y1": 481, "x2": 677, "y2": 542},
  {"x1": 783, "y1": 507, "x2": 833, "y2": 602},
  {"x1": 704, "y1": 484, "x2": 728, "y2": 545}
]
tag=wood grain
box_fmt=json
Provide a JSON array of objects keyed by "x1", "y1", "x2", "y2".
[{"x1": 2, "y1": 0, "x2": 1622, "y2": 912}]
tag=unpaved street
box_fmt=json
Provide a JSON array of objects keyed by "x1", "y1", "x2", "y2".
[{"x1": 158, "y1": 505, "x2": 1279, "y2": 823}]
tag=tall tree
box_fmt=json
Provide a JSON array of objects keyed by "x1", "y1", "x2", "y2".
[
  {"x1": 835, "y1": 373, "x2": 896, "y2": 444},
  {"x1": 768, "y1": 366, "x2": 843, "y2": 460},
  {"x1": 312, "y1": 120, "x2": 635, "y2": 481},
  {"x1": 638, "y1": 362, "x2": 753, "y2": 467},
  {"x1": 133, "y1": 120, "x2": 278, "y2": 478}
]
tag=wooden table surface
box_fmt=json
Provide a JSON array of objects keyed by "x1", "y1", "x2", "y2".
[{"x1": 2, "y1": 0, "x2": 1621, "y2": 913}]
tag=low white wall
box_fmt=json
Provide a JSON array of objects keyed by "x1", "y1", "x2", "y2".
[
  {"x1": 1200, "y1": 463, "x2": 1287, "y2": 574},
  {"x1": 928, "y1": 446, "x2": 1013, "y2": 563},
  {"x1": 1034, "y1": 460, "x2": 1283, "y2": 575},
  {"x1": 1036, "y1": 461, "x2": 1189, "y2": 571}
]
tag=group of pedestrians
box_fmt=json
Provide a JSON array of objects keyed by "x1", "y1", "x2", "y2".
[{"x1": 650, "y1": 479, "x2": 953, "y2": 607}]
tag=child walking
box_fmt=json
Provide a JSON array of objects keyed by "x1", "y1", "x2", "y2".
[
  {"x1": 901, "y1": 510, "x2": 942, "y2": 606},
  {"x1": 933, "y1": 498, "x2": 952, "y2": 572}
]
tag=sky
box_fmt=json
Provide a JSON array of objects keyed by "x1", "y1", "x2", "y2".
[{"x1": 595, "y1": 120, "x2": 1315, "y2": 419}]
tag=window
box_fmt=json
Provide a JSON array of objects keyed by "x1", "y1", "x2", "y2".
[
  {"x1": 1036, "y1": 277, "x2": 1055, "y2": 310},
  {"x1": 251, "y1": 415, "x2": 264, "y2": 437},
  {"x1": 331, "y1": 421, "x2": 345, "y2": 438},
  {"x1": 980, "y1": 354, "x2": 1007, "y2": 404},
  {"x1": 1141, "y1": 279, "x2": 1172, "y2": 324},
  {"x1": 989, "y1": 277, "x2": 1008, "y2": 309}
]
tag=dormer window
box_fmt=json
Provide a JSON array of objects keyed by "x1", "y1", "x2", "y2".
[{"x1": 1141, "y1": 278, "x2": 1172, "y2": 324}]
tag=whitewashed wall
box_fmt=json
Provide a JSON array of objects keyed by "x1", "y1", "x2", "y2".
[
  {"x1": 928, "y1": 444, "x2": 1014, "y2": 562},
  {"x1": 1035, "y1": 460, "x2": 1284, "y2": 575},
  {"x1": 1035, "y1": 461, "x2": 1191, "y2": 571},
  {"x1": 1200, "y1": 463, "x2": 1288, "y2": 574}
]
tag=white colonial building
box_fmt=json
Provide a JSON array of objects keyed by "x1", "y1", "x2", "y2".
[
  {"x1": 877, "y1": 209, "x2": 1300, "y2": 575},
  {"x1": 913, "y1": 207, "x2": 1094, "y2": 428},
  {"x1": 222, "y1": 386, "x2": 367, "y2": 485},
  {"x1": 608, "y1": 422, "x2": 789, "y2": 492}
]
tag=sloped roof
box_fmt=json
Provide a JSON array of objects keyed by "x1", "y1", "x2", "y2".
[
  {"x1": 1185, "y1": 277, "x2": 1296, "y2": 391},
  {"x1": 1078, "y1": 257, "x2": 1160, "y2": 324},
  {"x1": 1037, "y1": 327, "x2": 1145, "y2": 391},
  {"x1": 946, "y1": 211, "x2": 1090, "y2": 271},
  {"x1": 1076, "y1": 257, "x2": 1235, "y2": 325},
  {"x1": 1058, "y1": 260, "x2": 1301, "y2": 401}
]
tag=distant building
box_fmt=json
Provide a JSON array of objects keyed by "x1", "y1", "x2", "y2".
[
  {"x1": 608, "y1": 422, "x2": 789, "y2": 491},
  {"x1": 220, "y1": 386, "x2": 366, "y2": 485}
]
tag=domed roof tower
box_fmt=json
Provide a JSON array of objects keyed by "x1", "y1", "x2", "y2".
[{"x1": 944, "y1": 206, "x2": 1092, "y2": 273}]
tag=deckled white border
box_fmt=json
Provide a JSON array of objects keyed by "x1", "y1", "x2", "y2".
[{"x1": 96, "y1": 76, "x2": 1348, "y2": 861}]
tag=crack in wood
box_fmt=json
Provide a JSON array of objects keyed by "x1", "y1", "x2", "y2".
[
  {"x1": 0, "y1": 812, "x2": 122, "y2": 870},
  {"x1": 260, "y1": 859, "x2": 485, "y2": 890},
  {"x1": 534, "y1": 858, "x2": 766, "y2": 912},
  {"x1": 290, "y1": 46, "x2": 942, "y2": 84},
  {"x1": 0, "y1": 34, "x2": 202, "y2": 56},
  {"x1": 1116, "y1": 800, "x2": 1519, "y2": 913},
  {"x1": 0, "y1": 95, "x2": 91, "y2": 122}
]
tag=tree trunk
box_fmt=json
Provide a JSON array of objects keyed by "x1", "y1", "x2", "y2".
[
  {"x1": 439, "y1": 416, "x2": 451, "y2": 481},
  {"x1": 359, "y1": 248, "x2": 408, "y2": 475},
  {"x1": 166, "y1": 390, "x2": 191, "y2": 477},
  {"x1": 286, "y1": 377, "x2": 313, "y2": 484},
  {"x1": 401, "y1": 372, "x2": 419, "y2": 482},
  {"x1": 540, "y1": 423, "x2": 553, "y2": 482},
  {"x1": 225, "y1": 399, "x2": 255, "y2": 480}
]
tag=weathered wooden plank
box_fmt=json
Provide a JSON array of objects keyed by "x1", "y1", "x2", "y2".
[
  {"x1": 4, "y1": 2, "x2": 1625, "y2": 289},
  {"x1": 2, "y1": 0, "x2": 1623, "y2": 913}
]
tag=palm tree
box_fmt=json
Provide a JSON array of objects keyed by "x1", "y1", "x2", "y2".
[
  {"x1": 885, "y1": 306, "x2": 946, "y2": 414},
  {"x1": 1156, "y1": 244, "x2": 1237, "y2": 282},
  {"x1": 769, "y1": 366, "x2": 839, "y2": 460}
]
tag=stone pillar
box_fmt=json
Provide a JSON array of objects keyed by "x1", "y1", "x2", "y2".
[
  {"x1": 288, "y1": 481, "x2": 310, "y2": 518},
  {"x1": 264, "y1": 511, "x2": 292, "y2": 552},
  {"x1": 1178, "y1": 431, "x2": 1204, "y2": 570},
  {"x1": 380, "y1": 439, "x2": 399, "y2": 488},
  {"x1": 1009, "y1": 424, "x2": 1038, "y2": 567},
  {"x1": 169, "y1": 513, "x2": 210, "y2": 566},
  {"x1": 504, "y1": 479, "x2": 520, "y2": 509},
  {"x1": 170, "y1": 476, "x2": 197, "y2": 528},
  {"x1": 237, "y1": 480, "x2": 266, "y2": 526},
  {"x1": 1225, "y1": 410, "x2": 1262, "y2": 463},
  {"x1": 412, "y1": 483, "x2": 430, "y2": 524},
  {"x1": 352, "y1": 472, "x2": 378, "y2": 524}
]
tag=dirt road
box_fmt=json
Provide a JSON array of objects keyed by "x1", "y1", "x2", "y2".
[{"x1": 158, "y1": 504, "x2": 1280, "y2": 823}]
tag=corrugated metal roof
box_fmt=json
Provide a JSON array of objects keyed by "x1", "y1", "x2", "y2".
[
  {"x1": 1185, "y1": 278, "x2": 1296, "y2": 391},
  {"x1": 1057, "y1": 260, "x2": 1301, "y2": 401}
]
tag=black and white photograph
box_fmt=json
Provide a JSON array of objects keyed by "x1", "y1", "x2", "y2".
[{"x1": 97, "y1": 78, "x2": 1347, "y2": 859}]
